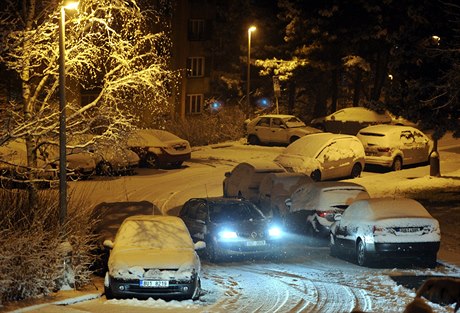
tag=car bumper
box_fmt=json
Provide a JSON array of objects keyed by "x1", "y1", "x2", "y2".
[
  {"x1": 370, "y1": 241, "x2": 440, "y2": 258},
  {"x1": 108, "y1": 276, "x2": 198, "y2": 300},
  {"x1": 217, "y1": 239, "x2": 281, "y2": 256},
  {"x1": 158, "y1": 152, "x2": 191, "y2": 165},
  {"x1": 364, "y1": 155, "x2": 394, "y2": 167}
]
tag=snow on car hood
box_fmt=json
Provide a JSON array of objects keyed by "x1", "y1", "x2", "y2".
[{"x1": 109, "y1": 247, "x2": 199, "y2": 280}]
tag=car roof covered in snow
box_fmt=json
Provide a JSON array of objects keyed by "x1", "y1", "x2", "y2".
[
  {"x1": 233, "y1": 160, "x2": 286, "y2": 173},
  {"x1": 283, "y1": 132, "x2": 357, "y2": 157},
  {"x1": 346, "y1": 198, "x2": 433, "y2": 221},
  {"x1": 327, "y1": 107, "x2": 392, "y2": 123},
  {"x1": 358, "y1": 124, "x2": 420, "y2": 135}
]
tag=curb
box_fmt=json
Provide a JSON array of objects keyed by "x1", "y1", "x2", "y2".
[{"x1": 8, "y1": 293, "x2": 102, "y2": 313}]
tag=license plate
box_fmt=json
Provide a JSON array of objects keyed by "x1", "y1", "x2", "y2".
[
  {"x1": 247, "y1": 240, "x2": 266, "y2": 247},
  {"x1": 139, "y1": 280, "x2": 169, "y2": 288}
]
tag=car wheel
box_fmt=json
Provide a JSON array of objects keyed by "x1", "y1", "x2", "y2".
[
  {"x1": 207, "y1": 239, "x2": 221, "y2": 263},
  {"x1": 145, "y1": 153, "x2": 159, "y2": 169},
  {"x1": 104, "y1": 274, "x2": 114, "y2": 300},
  {"x1": 392, "y1": 156, "x2": 403, "y2": 171},
  {"x1": 237, "y1": 191, "x2": 243, "y2": 199},
  {"x1": 350, "y1": 163, "x2": 362, "y2": 178},
  {"x1": 191, "y1": 277, "x2": 201, "y2": 300},
  {"x1": 248, "y1": 135, "x2": 260, "y2": 145},
  {"x1": 96, "y1": 161, "x2": 113, "y2": 176},
  {"x1": 172, "y1": 161, "x2": 183, "y2": 168},
  {"x1": 330, "y1": 234, "x2": 339, "y2": 257},
  {"x1": 289, "y1": 136, "x2": 300, "y2": 144},
  {"x1": 310, "y1": 170, "x2": 321, "y2": 182},
  {"x1": 356, "y1": 239, "x2": 369, "y2": 266}
]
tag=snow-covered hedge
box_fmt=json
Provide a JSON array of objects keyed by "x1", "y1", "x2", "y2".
[{"x1": 0, "y1": 189, "x2": 98, "y2": 304}]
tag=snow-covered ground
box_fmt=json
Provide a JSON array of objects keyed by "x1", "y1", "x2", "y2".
[{"x1": 6, "y1": 134, "x2": 460, "y2": 313}]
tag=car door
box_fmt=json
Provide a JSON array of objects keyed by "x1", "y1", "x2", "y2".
[
  {"x1": 181, "y1": 200, "x2": 206, "y2": 241},
  {"x1": 269, "y1": 117, "x2": 289, "y2": 144},
  {"x1": 413, "y1": 130, "x2": 431, "y2": 163},
  {"x1": 253, "y1": 117, "x2": 272, "y2": 143},
  {"x1": 334, "y1": 206, "x2": 356, "y2": 251},
  {"x1": 399, "y1": 130, "x2": 417, "y2": 164},
  {"x1": 316, "y1": 141, "x2": 347, "y2": 180}
]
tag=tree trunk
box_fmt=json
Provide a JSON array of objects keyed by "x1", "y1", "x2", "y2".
[
  {"x1": 371, "y1": 48, "x2": 390, "y2": 101},
  {"x1": 330, "y1": 68, "x2": 339, "y2": 112},
  {"x1": 352, "y1": 69, "x2": 362, "y2": 106}
]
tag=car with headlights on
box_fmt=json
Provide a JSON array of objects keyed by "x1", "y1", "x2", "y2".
[
  {"x1": 246, "y1": 114, "x2": 322, "y2": 145},
  {"x1": 103, "y1": 215, "x2": 203, "y2": 300},
  {"x1": 329, "y1": 198, "x2": 440, "y2": 267},
  {"x1": 274, "y1": 132, "x2": 365, "y2": 181},
  {"x1": 285, "y1": 182, "x2": 369, "y2": 240},
  {"x1": 127, "y1": 129, "x2": 191, "y2": 169},
  {"x1": 357, "y1": 125, "x2": 433, "y2": 171},
  {"x1": 179, "y1": 197, "x2": 284, "y2": 262}
]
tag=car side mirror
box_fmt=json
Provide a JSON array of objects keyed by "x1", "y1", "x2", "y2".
[
  {"x1": 285, "y1": 198, "x2": 292, "y2": 208},
  {"x1": 103, "y1": 239, "x2": 114, "y2": 249},
  {"x1": 225, "y1": 172, "x2": 231, "y2": 178},
  {"x1": 280, "y1": 124, "x2": 286, "y2": 129},
  {"x1": 334, "y1": 213, "x2": 342, "y2": 221},
  {"x1": 194, "y1": 241, "x2": 206, "y2": 250}
]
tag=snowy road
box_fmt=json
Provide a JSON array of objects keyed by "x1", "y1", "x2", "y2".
[{"x1": 41, "y1": 137, "x2": 460, "y2": 313}]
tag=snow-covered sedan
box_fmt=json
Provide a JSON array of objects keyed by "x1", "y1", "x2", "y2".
[
  {"x1": 127, "y1": 129, "x2": 191, "y2": 169},
  {"x1": 246, "y1": 114, "x2": 321, "y2": 145},
  {"x1": 103, "y1": 215, "x2": 202, "y2": 300},
  {"x1": 179, "y1": 197, "x2": 284, "y2": 262},
  {"x1": 274, "y1": 132, "x2": 365, "y2": 181},
  {"x1": 329, "y1": 198, "x2": 441, "y2": 267}
]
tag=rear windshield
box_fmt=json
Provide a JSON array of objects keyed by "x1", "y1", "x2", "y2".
[{"x1": 358, "y1": 132, "x2": 385, "y2": 137}]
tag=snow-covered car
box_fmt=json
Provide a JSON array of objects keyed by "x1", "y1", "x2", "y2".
[
  {"x1": 127, "y1": 129, "x2": 191, "y2": 169},
  {"x1": 310, "y1": 107, "x2": 393, "y2": 135},
  {"x1": 70, "y1": 135, "x2": 139, "y2": 176},
  {"x1": 274, "y1": 132, "x2": 365, "y2": 181},
  {"x1": 0, "y1": 139, "x2": 56, "y2": 187},
  {"x1": 329, "y1": 198, "x2": 441, "y2": 267},
  {"x1": 285, "y1": 182, "x2": 369, "y2": 239},
  {"x1": 103, "y1": 215, "x2": 202, "y2": 300},
  {"x1": 257, "y1": 172, "x2": 312, "y2": 218},
  {"x1": 223, "y1": 160, "x2": 286, "y2": 202},
  {"x1": 42, "y1": 144, "x2": 96, "y2": 179},
  {"x1": 357, "y1": 124, "x2": 433, "y2": 171},
  {"x1": 246, "y1": 114, "x2": 322, "y2": 145},
  {"x1": 179, "y1": 197, "x2": 283, "y2": 262}
]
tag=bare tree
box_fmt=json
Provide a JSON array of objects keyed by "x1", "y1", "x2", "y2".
[{"x1": 0, "y1": 0, "x2": 175, "y2": 203}]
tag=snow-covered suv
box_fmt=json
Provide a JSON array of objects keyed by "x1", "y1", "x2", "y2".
[{"x1": 246, "y1": 114, "x2": 321, "y2": 145}]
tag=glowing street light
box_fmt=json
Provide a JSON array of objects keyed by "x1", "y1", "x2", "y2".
[
  {"x1": 59, "y1": 0, "x2": 79, "y2": 225},
  {"x1": 246, "y1": 25, "x2": 256, "y2": 116}
]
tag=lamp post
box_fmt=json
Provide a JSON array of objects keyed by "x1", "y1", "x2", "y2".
[
  {"x1": 59, "y1": 0, "x2": 79, "y2": 225},
  {"x1": 246, "y1": 25, "x2": 256, "y2": 116}
]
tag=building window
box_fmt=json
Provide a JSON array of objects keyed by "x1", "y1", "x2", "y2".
[
  {"x1": 186, "y1": 94, "x2": 203, "y2": 114},
  {"x1": 188, "y1": 19, "x2": 205, "y2": 41},
  {"x1": 187, "y1": 57, "x2": 205, "y2": 77}
]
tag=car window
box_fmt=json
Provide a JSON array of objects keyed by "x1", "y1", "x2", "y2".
[
  {"x1": 271, "y1": 118, "x2": 283, "y2": 128},
  {"x1": 256, "y1": 117, "x2": 270, "y2": 127},
  {"x1": 210, "y1": 202, "x2": 265, "y2": 223},
  {"x1": 183, "y1": 200, "x2": 202, "y2": 219},
  {"x1": 413, "y1": 131, "x2": 427, "y2": 143},
  {"x1": 400, "y1": 130, "x2": 415, "y2": 144},
  {"x1": 283, "y1": 116, "x2": 306, "y2": 128}
]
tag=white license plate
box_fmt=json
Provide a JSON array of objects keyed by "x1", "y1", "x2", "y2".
[
  {"x1": 246, "y1": 240, "x2": 266, "y2": 247},
  {"x1": 139, "y1": 280, "x2": 169, "y2": 288}
]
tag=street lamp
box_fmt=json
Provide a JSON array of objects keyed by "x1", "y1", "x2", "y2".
[
  {"x1": 246, "y1": 25, "x2": 256, "y2": 116},
  {"x1": 59, "y1": 0, "x2": 79, "y2": 225}
]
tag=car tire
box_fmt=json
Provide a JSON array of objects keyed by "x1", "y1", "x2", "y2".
[
  {"x1": 392, "y1": 156, "x2": 403, "y2": 171},
  {"x1": 350, "y1": 163, "x2": 362, "y2": 178},
  {"x1": 104, "y1": 284, "x2": 114, "y2": 300},
  {"x1": 330, "y1": 234, "x2": 339, "y2": 257},
  {"x1": 172, "y1": 161, "x2": 183, "y2": 168},
  {"x1": 289, "y1": 136, "x2": 300, "y2": 144},
  {"x1": 310, "y1": 170, "x2": 321, "y2": 182},
  {"x1": 207, "y1": 239, "x2": 221, "y2": 263},
  {"x1": 356, "y1": 239, "x2": 370, "y2": 267},
  {"x1": 145, "y1": 153, "x2": 159, "y2": 169},
  {"x1": 191, "y1": 277, "x2": 201, "y2": 300},
  {"x1": 248, "y1": 135, "x2": 260, "y2": 145},
  {"x1": 96, "y1": 161, "x2": 113, "y2": 176}
]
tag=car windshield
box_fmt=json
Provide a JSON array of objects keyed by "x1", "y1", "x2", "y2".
[
  {"x1": 210, "y1": 202, "x2": 265, "y2": 223},
  {"x1": 283, "y1": 117, "x2": 306, "y2": 128},
  {"x1": 116, "y1": 220, "x2": 193, "y2": 250}
]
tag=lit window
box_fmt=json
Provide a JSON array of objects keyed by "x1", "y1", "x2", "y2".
[
  {"x1": 187, "y1": 57, "x2": 205, "y2": 77},
  {"x1": 186, "y1": 94, "x2": 203, "y2": 114}
]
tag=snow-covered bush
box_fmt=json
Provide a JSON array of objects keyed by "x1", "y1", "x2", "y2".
[
  {"x1": 0, "y1": 189, "x2": 98, "y2": 303},
  {"x1": 164, "y1": 107, "x2": 247, "y2": 146}
]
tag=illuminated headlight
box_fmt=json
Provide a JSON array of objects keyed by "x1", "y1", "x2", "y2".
[
  {"x1": 268, "y1": 226, "x2": 282, "y2": 237},
  {"x1": 218, "y1": 230, "x2": 238, "y2": 239}
]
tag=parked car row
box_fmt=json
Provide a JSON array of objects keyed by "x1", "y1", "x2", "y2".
[
  {"x1": 222, "y1": 159, "x2": 441, "y2": 269},
  {"x1": 0, "y1": 129, "x2": 191, "y2": 186}
]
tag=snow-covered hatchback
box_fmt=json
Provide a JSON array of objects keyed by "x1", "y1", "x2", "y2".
[
  {"x1": 330, "y1": 198, "x2": 440, "y2": 267},
  {"x1": 357, "y1": 125, "x2": 433, "y2": 171},
  {"x1": 246, "y1": 114, "x2": 321, "y2": 145},
  {"x1": 274, "y1": 132, "x2": 365, "y2": 181},
  {"x1": 103, "y1": 215, "x2": 202, "y2": 300}
]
